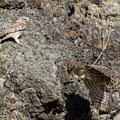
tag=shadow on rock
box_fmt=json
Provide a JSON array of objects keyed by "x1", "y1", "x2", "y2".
[
  {"x1": 42, "y1": 100, "x2": 64, "y2": 114},
  {"x1": 65, "y1": 94, "x2": 92, "y2": 120}
]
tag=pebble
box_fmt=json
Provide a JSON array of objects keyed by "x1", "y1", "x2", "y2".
[
  {"x1": 69, "y1": 30, "x2": 78, "y2": 39},
  {"x1": 35, "y1": 0, "x2": 42, "y2": 9}
]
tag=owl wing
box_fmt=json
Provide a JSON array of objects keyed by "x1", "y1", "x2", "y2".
[
  {"x1": 84, "y1": 78, "x2": 111, "y2": 111},
  {"x1": 86, "y1": 65, "x2": 119, "y2": 91},
  {"x1": 88, "y1": 65, "x2": 115, "y2": 79},
  {"x1": 3, "y1": 22, "x2": 27, "y2": 35}
]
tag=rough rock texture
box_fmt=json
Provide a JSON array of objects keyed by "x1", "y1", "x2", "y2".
[{"x1": 0, "y1": 0, "x2": 120, "y2": 120}]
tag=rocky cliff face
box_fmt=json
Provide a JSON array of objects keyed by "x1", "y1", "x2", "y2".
[{"x1": 0, "y1": 0, "x2": 120, "y2": 120}]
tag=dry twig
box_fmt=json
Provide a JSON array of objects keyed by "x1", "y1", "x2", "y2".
[{"x1": 93, "y1": 31, "x2": 112, "y2": 65}]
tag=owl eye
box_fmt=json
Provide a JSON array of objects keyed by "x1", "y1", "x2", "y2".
[{"x1": 24, "y1": 19, "x2": 29, "y2": 24}]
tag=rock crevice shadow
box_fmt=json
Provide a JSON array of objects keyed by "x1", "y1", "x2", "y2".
[{"x1": 65, "y1": 94, "x2": 92, "y2": 120}]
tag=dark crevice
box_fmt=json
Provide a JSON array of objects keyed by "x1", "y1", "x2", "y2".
[
  {"x1": 42, "y1": 100, "x2": 64, "y2": 114},
  {"x1": 65, "y1": 94, "x2": 92, "y2": 120},
  {"x1": 0, "y1": 2, "x2": 25, "y2": 10},
  {"x1": 68, "y1": 6, "x2": 75, "y2": 17}
]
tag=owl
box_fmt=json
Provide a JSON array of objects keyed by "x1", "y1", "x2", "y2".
[
  {"x1": 0, "y1": 16, "x2": 29, "y2": 45},
  {"x1": 72, "y1": 65, "x2": 119, "y2": 111}
]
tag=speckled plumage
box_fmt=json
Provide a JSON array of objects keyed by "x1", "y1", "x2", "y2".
[
  {"x1": 72, "y1": 65, "x2": 119, "y2": 111},
  {"x1": 0, "y1": 16, "x2": 29, "y2": 45}
]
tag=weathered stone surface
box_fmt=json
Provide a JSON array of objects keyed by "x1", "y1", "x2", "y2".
[
  {"x1": 0, "y1": 0, "x2": 120, "y2": 119},
  {"x1": 114, "y1": 113, "x2": 120, "y2": 120},
  {"x1": 0, "y1": 0, "x2": 9, "y2": 7}
]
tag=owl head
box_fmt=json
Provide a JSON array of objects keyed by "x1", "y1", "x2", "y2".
[
  {"x1": 72, "y1": 66, "x2": 85, "y2": 79},
  {"x1": 16, "y1": 16, "x2": 30, "y2": 24}
]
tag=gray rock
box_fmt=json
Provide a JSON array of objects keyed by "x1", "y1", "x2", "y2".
[
  {"x1": 114, "y1": 113, "x2": 120, "y2": 120},
  {"x1": 0, "y1": 0, "x2": 120, "y2": 119}
]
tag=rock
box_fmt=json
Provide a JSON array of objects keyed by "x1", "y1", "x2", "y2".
[
  {"x1": 35, "y1": 0, "x2": 42, "y2": 9},
  {"x1": 114, "y1": 113, "x2": 120, "y2": 120},
  {"x1": 99, "y1": 114, "x2": 111, "y2": 120},
  {"x1": 69, "y1": 30, "x2": 78, "y2": 40},
  {"x1": 0, "y1": 0, "x2": 120, "y2": 119},
  {"x1": 1, "y1": 0, "x2": 26, "y2": 10},
  {"x1": 0, "y1": 0, "x2": 9, "y2": 7}
]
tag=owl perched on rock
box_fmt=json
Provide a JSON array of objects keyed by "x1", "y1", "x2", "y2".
[
  {"x1": 0, "y1": 16, "x2": 29, "y2": 45},
  {"x1": 72, "y1": 65, "x2": 119, "y2": 111}
]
